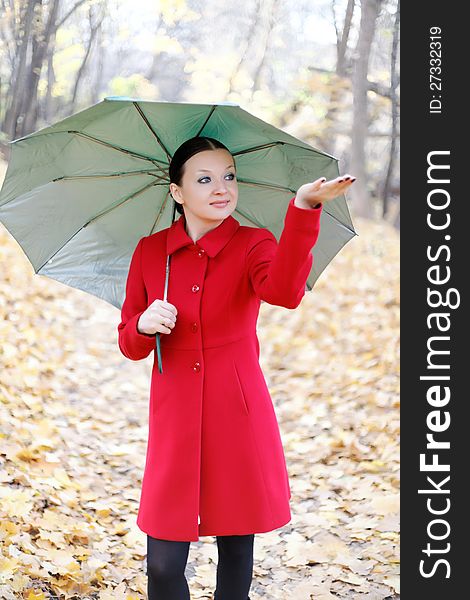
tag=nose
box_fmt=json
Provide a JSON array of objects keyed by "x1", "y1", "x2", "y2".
[{"x1": 214, "y1": 180, "x2": 228, "y2": 194}]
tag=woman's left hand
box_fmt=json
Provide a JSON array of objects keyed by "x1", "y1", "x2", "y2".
[{"x1": 295, "y1": 175, "x2": 356, "y2": 209}]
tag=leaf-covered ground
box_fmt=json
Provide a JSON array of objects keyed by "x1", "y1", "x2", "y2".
[{"x1": 0, "y1": 203, "x2": 399, "y2": 599}]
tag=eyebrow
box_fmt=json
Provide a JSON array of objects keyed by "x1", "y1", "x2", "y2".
[{"x1": 196, "y1": 165, "x2": 236, "y2": 172}]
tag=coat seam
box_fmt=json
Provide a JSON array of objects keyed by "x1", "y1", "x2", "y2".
[
  {"x1": 163, "y1": 332, "x2": 252, "y2": 351},
  {"x1": 246, "y1": 415, "x2": 277, "y2": 527}
]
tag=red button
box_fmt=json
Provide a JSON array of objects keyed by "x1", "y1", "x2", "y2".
[
  {"x1": 191, "y1": 322, "x2": 198, "y2": 333},
  {"x1": 197, "y1": 249, "x2": 205, "y2": 257},
  {"x1": 193, "y1": 361, "x2": 201, "y2": 372},
  {"x1": 192, "y1": 284, "x2": 200, "y2": 292}
]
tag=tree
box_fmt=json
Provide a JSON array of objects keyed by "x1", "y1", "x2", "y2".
[
  {"x1": 348, "y1": 0, "x2": 384, "y2": 219},
  {"x1": 381, "y1": 0, "x2": 399, "y2": 221},
  {"x1": 2, "y1": 0, "x2": 89, "y2": 143}
]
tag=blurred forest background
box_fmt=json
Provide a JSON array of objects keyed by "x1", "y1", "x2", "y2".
[
  {"x1": 0, "y1": 0, "x2": 400, "y2": 223},
  {"x1": 0, "y1": 1, "x2": 400, "y2": 598}
]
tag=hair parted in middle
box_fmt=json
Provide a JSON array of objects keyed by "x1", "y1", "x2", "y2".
[{"x1": 168, "y1": 136, "x2": 233, "y2": 216}]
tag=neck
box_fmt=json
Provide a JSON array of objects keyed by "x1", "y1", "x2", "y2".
[{"x1": 183, "y1": 211, "x2": 225, "y2": 243}]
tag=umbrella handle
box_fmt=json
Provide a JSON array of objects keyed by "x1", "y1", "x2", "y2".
[{"x1": 156, "y1": 253, "x2": 171, "y2": 373}]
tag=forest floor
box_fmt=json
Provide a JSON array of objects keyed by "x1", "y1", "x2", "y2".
[{"x1": 0, "y1": 161, "x2": 399, "y2": 599}]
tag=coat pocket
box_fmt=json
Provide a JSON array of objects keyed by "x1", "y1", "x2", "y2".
[{"x1": 233, "y1": 361, "x2": 250, "y2": 416}]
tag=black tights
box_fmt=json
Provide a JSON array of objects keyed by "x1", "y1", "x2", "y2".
[{"x1": 146, "y1": 533, "x2": 254, "y2": 600}]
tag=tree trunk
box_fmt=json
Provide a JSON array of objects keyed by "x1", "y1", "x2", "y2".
[
  {"x1": 226, "y1": 0, "x2": 262, "y2": 96},
  {"x1": 349, "y1": 0, "x2": 383, "y2": 219},
  {"x1": 71, "y1": 4, "x2": 104, "y2": 111},
  {"x1": 382, "y1": 0, "x2": 400, "y2": 220},
  {"x1": 2, "y1": 0, "x2": 89, "y2": 140},
  {"x1": 250, "y1": 0, "x2": 281, "y2": 99},
  {"x1": 91, "y1": 25, "x2": 106, "y2": 105},
  {"x1": 3, "y1": 0, "x2": 39, "y2": 139},
  {"x1": 319, "y1": 0, "x2": 356, "y2": 156},
  {"x1": 21, "y1": 0, "x2": 60, "y2": 136},
  {"x1": 43, "y1": 34, "x2": 56, "y2": 124}
]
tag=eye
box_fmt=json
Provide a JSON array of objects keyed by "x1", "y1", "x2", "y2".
[{"x1": 198, "y1": 172, "x2": 236, "y2": 183}]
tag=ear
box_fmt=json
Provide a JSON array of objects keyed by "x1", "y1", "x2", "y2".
[{"x1": 169, "y1": 183, "x2": 182, "y2": 204}]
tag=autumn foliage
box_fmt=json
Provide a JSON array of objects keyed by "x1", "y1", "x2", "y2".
[{"x1": 0, "y1": 213, "x2": 399, "y2": 599}]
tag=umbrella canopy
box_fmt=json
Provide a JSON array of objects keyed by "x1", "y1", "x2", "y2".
[{"x1": 0, "y1": 97, "x2": 357, "y2": 312}]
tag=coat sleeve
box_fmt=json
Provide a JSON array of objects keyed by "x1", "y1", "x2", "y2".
[
  {"x1": 117, "y1": 236, "x2": 156, "y2": 361},
  {"x1": 245, "y1": 196, "x2": 323, "y2": 309}
]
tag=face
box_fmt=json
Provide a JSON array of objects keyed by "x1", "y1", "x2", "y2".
[{"x1": 170, "y1": 149, "x2": 238, "y2": 223}]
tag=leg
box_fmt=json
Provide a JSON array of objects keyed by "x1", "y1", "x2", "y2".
[
  {"x1": 146, "y1": 535, "x2": 191, "y2": 600},
  {"x1": 214, "y1": 534, "x2": 254, "y2": 600}
]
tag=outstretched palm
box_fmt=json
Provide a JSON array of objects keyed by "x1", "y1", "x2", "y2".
[{"x1": 296, "y1": 175, "x2": 356, "y2": 208}]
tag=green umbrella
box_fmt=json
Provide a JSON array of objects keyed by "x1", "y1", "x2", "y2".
[{"x1": 0, "y1": 96, "x2": 357, "y2": 373}]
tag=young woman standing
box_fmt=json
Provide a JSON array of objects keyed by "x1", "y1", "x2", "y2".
[{"x1": 117, "y1": 136, "x2": 355, "y2": 599}]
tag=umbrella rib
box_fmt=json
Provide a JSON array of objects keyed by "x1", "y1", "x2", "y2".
[
  {"x1": 320, "y1": 201, "x2": 357, "y2": 235},
  {"x1": 232, "y1": 141, "x2": 286, "y2": 156},
  {"x1": 237, "y1": 178, "x2": 296, "y2": 194},
  {"x1": 237, "y1": 181, "x2": 355, "y2": 235},
  {"x1": 195, "y1": 105, "x2": 218, "y2": 137},
  {"x1": 132, "y1": 102, "x2": 173, "y2": 162},
  {"x1": 36, "y1": 179, "x2": 159, "y2": 272},
  {"x1": 238, "y1": 182, "x2": 355, "y2": 236},
  {"x1": 148, "y1": 190, "x2": 173, "y2": 236},
  {"x1": 196, "y1": 105, "x2": 333, "y2": 160},
  {"x1": 233, "y1": 201, "x2": 351, "y2": 233},
  {"x1": 232, "y1": 207, "x2": 267, "y2": 229},
  {"x1": 281, "y1": 140, "x2": 338, "y2": 160},
  {"x1": 239, "y1": 178, "x2": 355, "y2": 236},
  {"x1": 52, "y1": 169, "x2": 167, "y2": 183},
  {"x1": 41, "y1": 130, "x2": 169, "y2": 171},
  {"x1": 231, "y1": 140, "x2": 336, "y2": 160}
]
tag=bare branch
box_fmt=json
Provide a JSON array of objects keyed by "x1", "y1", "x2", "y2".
[{"x1": 54, "y1": 0, "x2": 88, "y2": 31}]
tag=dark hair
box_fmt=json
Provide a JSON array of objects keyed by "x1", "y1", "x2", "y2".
[{"x1": 169, "y1": 136, "x2": 233, "y2": 215}]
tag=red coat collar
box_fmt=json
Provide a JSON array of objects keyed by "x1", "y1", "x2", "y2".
[{"x1": 166, "y1": 212, "x2": 240, "y2": 258}]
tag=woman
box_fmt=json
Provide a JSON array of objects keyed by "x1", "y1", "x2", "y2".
[{"x1": 117, "y1": 136, "x2": 355, "y2": 599}]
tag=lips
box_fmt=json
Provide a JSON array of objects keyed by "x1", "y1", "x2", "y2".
[{"x1": 210, "y1": 200, "x2": 230, "y2": 206}]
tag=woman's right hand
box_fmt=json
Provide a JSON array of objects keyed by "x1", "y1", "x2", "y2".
[{"x1": 137, "y1": 299, "x2": 178, "y2": 335}]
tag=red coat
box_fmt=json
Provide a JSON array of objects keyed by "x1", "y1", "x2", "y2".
[{"x1": 117, "y1": 196, "x2": 323, "y2": 541}]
